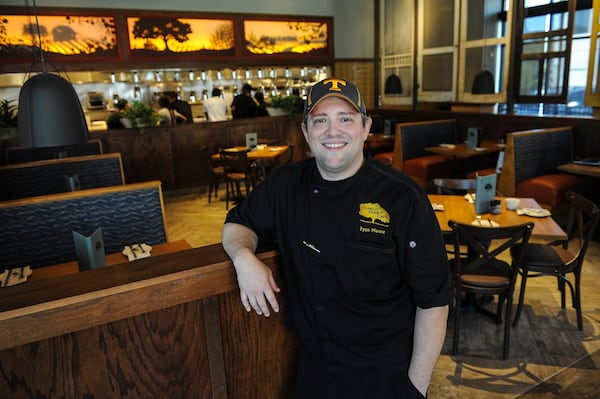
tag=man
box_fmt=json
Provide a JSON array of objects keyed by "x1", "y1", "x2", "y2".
[
  {"x1": 203, "y1": 88, "x2": 228, "y2": 121},
  {"x1": 231, "y1": 83, "x2": 258, "y2": 119},
  {"x1": 165, "y1": 91, "x2": 193, "y2": 123},
  {"x1": 222, "y1": 77, "x2": 450, "y2": 399}
]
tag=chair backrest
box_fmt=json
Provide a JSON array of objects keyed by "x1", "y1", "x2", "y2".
[
  {"x1": 202, "y1": 145, "x2": 223, "y2": 171},
  {"x1": 220, "y1": 149, "x2": 251, "y2": 174},
  {"x1": 563, "y1": 191, "x2": 600, "y2": 265},
  {"x1": 285, "y1": 143, "x2": 295, "y2": 164},
  {"x1": 434, "y1": 178, "x2": 476, "y2": 195},
  {"x1": 448, "y1": 220, "x2": 534, "y2": 284}
]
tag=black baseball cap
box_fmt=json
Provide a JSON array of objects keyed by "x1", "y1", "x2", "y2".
[{"x1": 304, "y1": 77, "x2": 366, "y2": 118}]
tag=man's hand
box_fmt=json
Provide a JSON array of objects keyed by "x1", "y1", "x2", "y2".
[
  {"x1": 222, "y1": 222, "x2": 281, "y2": 317},
  {"x1": 234, "y1": 255, "x2": 280, "y2": 317}
]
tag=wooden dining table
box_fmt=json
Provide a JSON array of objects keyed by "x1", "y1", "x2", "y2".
[
  {"x1": 425, "y1": 141, "x2": 504, "y2": 158},
  {"x1": 212, "y1": 145, "x2": 290, "y2": 161},
  {"x1": 557, "y1": 162, "x2": 600, "y2": 178},
  {"x1": 428, "y1": 195, "x2": 567, "y2": 241}
]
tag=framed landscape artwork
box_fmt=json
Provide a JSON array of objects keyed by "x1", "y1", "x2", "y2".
[
  {"x1": 243, "y1": 18, "x2": 331, "y2": 58},
  {"x1": 126, "y1": 16, "x2": 236, "y2": 60},
  {"x1": 0, "y1": 13, "x2": 120, "y2": 62}
]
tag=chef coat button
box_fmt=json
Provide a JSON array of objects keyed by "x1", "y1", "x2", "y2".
[{"x1": 317, "y1": 306, "x2": 325, "y2": 312}]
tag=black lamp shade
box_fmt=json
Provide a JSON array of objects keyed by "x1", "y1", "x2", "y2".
[
  {"x1": 471, "y1": 70, "x2": 495, "y2": 94},
  {"x1": 384, "y1": 74, "x2": 403, "y2": 94},
  {"x1": 18, "y1": 73, "x2": 89, "y2": 148}
]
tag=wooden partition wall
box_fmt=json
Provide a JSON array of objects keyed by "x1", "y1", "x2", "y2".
[
  {"x1": 0, "y1": 245, "x2": 300, "y2": 399},
  {"x1": 0, "y1": 115, "x2": 307, "y2": 191}
]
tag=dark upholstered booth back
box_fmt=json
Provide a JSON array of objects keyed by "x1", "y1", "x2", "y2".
[
  {"x1": 0, "y1": 153, "x2": 124, "y2": 201},
  {"x1": 0, "y1": 181, "x2": 167, "y2": 268}
]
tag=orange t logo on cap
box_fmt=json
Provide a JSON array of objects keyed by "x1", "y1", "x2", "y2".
[{"x1": 322, "y1": 78, "x2": 347, "y2": 92}]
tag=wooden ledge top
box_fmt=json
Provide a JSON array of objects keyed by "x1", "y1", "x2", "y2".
[{"x1": 0, "y1": 243, "x2": 280, "y2": 351}]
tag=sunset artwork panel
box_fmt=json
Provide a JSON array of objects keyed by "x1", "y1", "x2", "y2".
[
  {"x1": 243, "y1": 20, "x2": 328, "y2": 55},
  {"x1": 0, "y1": 14, "x2": 118, "y2": 59},
  {"x1": 126, "y1": 17, "x2": 235, "y2": 57}
]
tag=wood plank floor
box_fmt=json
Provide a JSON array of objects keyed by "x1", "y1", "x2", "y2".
[{"x1": 163, "y1": 187, "x2": 600, "y2": 399}]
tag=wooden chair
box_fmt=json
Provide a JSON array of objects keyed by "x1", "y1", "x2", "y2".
[
  {"x1": 202, "y1": 145, "x2": 226, "y2": 203},
  {"x1": 220, "y1": 149, "x2": 256, "y2": 209},
  {"x1": 449, "y1": 220, "x2": 534, "y2": 359},
  {"x1": 433, "y1": 178, "x2": 477, "y2": 261},
  {"x1": 512, "y1": 191, "x2": 600, "y2": 330},
  {"x1": 433, "y1": 178, "x2": 476, "y2": 195}
]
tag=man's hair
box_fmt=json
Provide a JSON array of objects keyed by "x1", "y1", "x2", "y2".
[
  {"x1": 158, "y1": 96, "x2": 170, "y2": 108},
  {"x1": 212, "y1": 88, "x2": 222, "y2": 97},
  {"x1": 242, "y1": 83, "x2": 253, "y2": 93},
  {"x1": 116, "y1": 99, "x2": 128, "y2": 110}
]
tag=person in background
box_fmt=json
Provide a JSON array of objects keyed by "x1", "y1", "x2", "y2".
[
  {"x1": 221, "y1": 77, "x2": 450, "y2": 399},
  {"x1": 254, "y1": 91, "x2": 270, "y2": 117},
  {"x1": 157, "y1": 96, "x2": 186, "y2": 126},
  {"x1": 203, "y1": 88, "x2": 228, "y2": 122},
  {"x1": 106, "y1": 99, "x2": 129, "y2": 129},
  {"x1": 291, "y1": 87, "x2": 305, "y2": 114},
  {"x1": 231, "y1": 83, "x2": 258, "y2": 119},
  {"x1": 165, "y1": 91, "x2": 193, "y2": 123}
]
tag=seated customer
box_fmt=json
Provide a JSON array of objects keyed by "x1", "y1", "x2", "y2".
[{"x1": 106, "y1": 99, "x2": 129, "y2": 129}]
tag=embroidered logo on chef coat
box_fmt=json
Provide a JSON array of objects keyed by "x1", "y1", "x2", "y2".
[{"x1": 358, "y1": 202, "x2": 390, "y2": 236}]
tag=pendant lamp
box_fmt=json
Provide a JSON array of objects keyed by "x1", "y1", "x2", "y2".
[
  {"x1": 384, "y1": 74, "x2": 403, "y2": 95},
  {"x1": 17, "y1": 0, "x2": 89, "y2": 148}
]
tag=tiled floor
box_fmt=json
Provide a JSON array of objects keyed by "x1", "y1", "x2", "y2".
[{"x1": 163, "y1": 187, "x2": 600, "y2": 399}]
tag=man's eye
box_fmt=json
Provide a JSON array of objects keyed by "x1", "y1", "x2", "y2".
[
  {"x1": 340, "y1": 116, "x2": 352, "y2": 123},
  {"x1": 313, "y1": 118, "x2": 326, "y2": 124}
]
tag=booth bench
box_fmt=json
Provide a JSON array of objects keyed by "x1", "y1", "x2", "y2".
[{"x1": 498, "y1": 127, "x2": 590, "y2": 209}]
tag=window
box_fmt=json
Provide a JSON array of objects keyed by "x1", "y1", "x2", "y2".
[
  {"x1": 417, "y1": 0, "x2": 460, "y2": 102},
  {"x1": 508, "y1": 0, "x2": 593, "y2": 115},
  {"x1": 513, "y1": 0, "x2": 575, "y2": 103},
  {"x1": 380, "y1": 0, "x2": 415, "y2": 106},
  {"x1": 458, "y1": 0, "x2": 511, "y2": 103}
]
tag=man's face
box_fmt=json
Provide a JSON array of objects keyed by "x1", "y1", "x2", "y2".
[{"x1": 302, "y1": 96, "x2": 371, "y2": 181}]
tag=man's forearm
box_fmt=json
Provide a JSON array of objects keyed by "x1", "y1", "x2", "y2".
[
  {"x1": 222, "y1": 222, "x2": 259, "y2": 262},
  {"x1": 408, "y1": 305, "x2": 449, "y2": 396}
]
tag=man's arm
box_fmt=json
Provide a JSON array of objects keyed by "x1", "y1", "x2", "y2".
[
  {"x1": 222, "y1": 222, "x2": 280, "y2": 317},
  {"x1": 408, "y1": 305, "x2": 449, "y2": 396}
]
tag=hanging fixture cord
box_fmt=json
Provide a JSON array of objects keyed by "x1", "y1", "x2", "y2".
[{"x1": 32, "y1": 0, "x2": 46, "y2": 72}]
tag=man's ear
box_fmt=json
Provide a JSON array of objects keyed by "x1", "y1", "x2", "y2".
[
  {"x1": 301, "y1": 121, "x2": 309, "y2": 142},
  {"x1": 363, "y1": 117, "x2": 373, "y2": 140}
]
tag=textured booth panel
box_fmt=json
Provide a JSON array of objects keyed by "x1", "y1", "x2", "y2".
[
  {"x1": 5, "y1": 139, "x2": 103, "y2": 164},
  {"x1": 500, "y1": 127, "x2": 589, "y2": 208},
  {"x1": 391, "y1": 119, "x2": 456, "y2": 171},
  {"x1": 0, "y1": 154, "x2": 124, "y2": 201},
  {"x1": 512, "y1": 128, "x2": 573, "y2": 184},
  {"x1": 399, "y1": 121, "x2": 456, "y2": 160},
  {"x1": 0, "y1": 181, "x2": 167, "y2": 268}
]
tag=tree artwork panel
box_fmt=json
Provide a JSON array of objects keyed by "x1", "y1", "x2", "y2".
[
  {"x1": 0, "y1": 14, "x2": 118, "y2": 59},
  {"x1": 127, "y1": 17, "x2": 235, "y2": 57}
]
